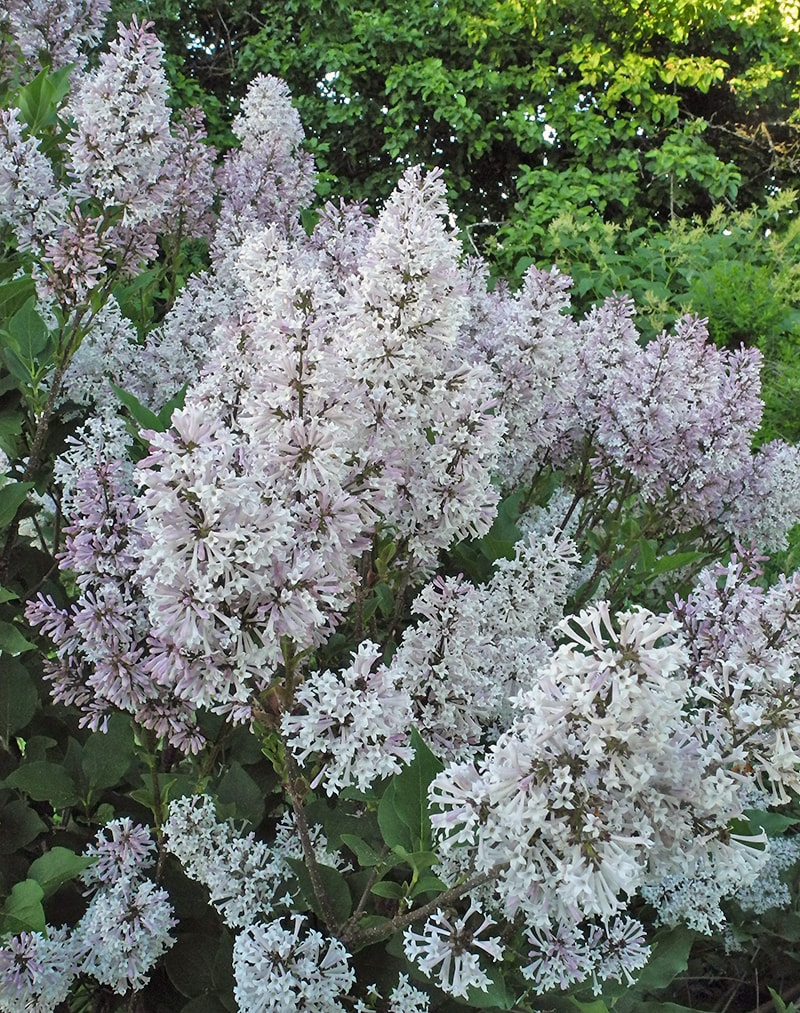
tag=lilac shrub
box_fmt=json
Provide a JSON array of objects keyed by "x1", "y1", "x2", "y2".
[{"x1": 2, "y1": 7, "x2": 800, "y2": 1013}]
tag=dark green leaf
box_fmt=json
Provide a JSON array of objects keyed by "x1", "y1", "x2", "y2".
[
  {"x1": 28, "y1": 847, "x2": 94, "y2": 898},
  {"x1": 5, "y1": 298, "x2": 50, "y2": 359},
  {"x1": 0, "y1": 482, "x2": 33, "y2": 528},
  {"x1": 370, "y1": 879, "x2": 405, "y2": 899},
  {"x1": 0, "y1": 800, "x2": 46, "y2": 854},
  {"x1": 286, "y1": 857, "x2": 353, "y2": 925},
  {"x1": 81, "y1": 712, "x2": 135, "y2": 791},
  {"x1": 0, "y1": 620, "x2": 35, "y2": 656},
  {"x1": 377, "y1": 780, "x2": 413, "y2": 852},
  {"x1": 216, "y1": 762, "x2": 265, "y2": 827},
  {"x1": 0, "y1": 656, "x2": 38, "y2": 738},
  {"x1": 0, "y1": 278, "x2": 36, "y2": 319},
  {"x1": 5, "y1": 761, "x2": 80, "y2": 808},
  {"x1": 340, "y1": 833, "x2": 382, "y2": 867},
  {"x1": 110, "y1": 382, "x2": 163, "y2": 433},
  {"x1": 166, "y1": 933, "x2": 219, "y2": 997},
  {"x1": 0, "y1": 879, "x2": 45, "y2": 934}
]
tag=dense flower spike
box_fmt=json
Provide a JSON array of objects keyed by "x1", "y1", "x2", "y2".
[
  {"x1": 67, "y1": 18, "x2": 173, "y2": 227},
  {"x1": 0, "y1": 0, "x2": 110, "y2": 73},
  {"x1": 0, "y1": 108, "x2": 67, "y2": 251}
]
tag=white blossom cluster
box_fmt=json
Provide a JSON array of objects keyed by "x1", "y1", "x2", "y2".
[
  {"x1": 0, "y1": 819, "x2": 175, "y2": 1010},
  {"x1": 282, "y1": 641, "x2": 415, "y2": 795},
  {"x1": 402, "y1": 906, "x2": 504, "y2": 998},
  {"x1": 428, "y1": 601, "x2": 766, "y2": 992},
  {"x1": 233, "y1": 915, "x2": 355, "y2": 1013}
]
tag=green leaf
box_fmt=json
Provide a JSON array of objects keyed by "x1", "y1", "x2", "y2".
[
  {"x1": 632, "y1": 925, "x2": 695, "y2": 992},
  {"x1": 650, "y1": 551, "x2": 705, "y2": 576},
  {"x1": 81, "y1": 712, "x2": 136, "y2": 791},
  {"x1": 377, "y1": 780, "x2": 414, "y2": 852},
  {"x1": 389, "y1": 729, "x2": 443, "y2": 851},
  {"x1": 5, "y1": 761, "x2": 80, "y2": 809},
  {"x1": 340, "y1": 833, "x2": 382, "y2": 867},
  {"x1": 5, "y1": 298, "x2": 50, "y2": 360},
  {"x1": 0, "y1": 482, "x2": 34, "y2": 529},
  {"x1": 286, "y1": 858, "x2": 353, "y2": 924},
  {"x1": 370, "y1": 879, "x2": 405, "y2": 899},
  {"x1": 15, "y1": 66, "x2": 71, "y2": 134},
  {"x1": 28, "y1": 847, "x2": 93, "y2": 898},
  {"x1": 0, "y1": 656, "x2": 38, "y2": 738},
  {"x1": 0, "y1": 278, "x2": 36, "y2": 319},
  {"x1": 166, "y1": 933, "x2": 219, "y2": 997},
  {"x1": 0, "y1": 410, "x2": 23, "y2": 458},
  {"x1": 0, "y1": 800, "x2": 46, "y2": 854},
  {"x1": 743, "y1": 808, "x2": 800, "y2": 837},
  {"x1": 0, "y1": 620, "x2": 35, "y2": 656},
  {"x1": 110, "y1": 382, "x2": 163, "y2": 433},
  {"x1": 216, "y1": 761, "x2": 265, "y2": 827},
  {"x1": 0, "y1": 879, "x2": 45, "y2": 934}
]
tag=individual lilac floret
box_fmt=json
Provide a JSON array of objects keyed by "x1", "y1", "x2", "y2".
[
  {"x1": 232, "y1": 916, "x2": 355, "y2": 1013},
  {"x1": 402, "y1": 906, "x2": 504, "y2": 999},
  {"x1": 0, "y1": 928, "x2": 78, "y2": 1013},
  {"x1": 282, "y1": 641, "x2": 414, "y2": 795}
]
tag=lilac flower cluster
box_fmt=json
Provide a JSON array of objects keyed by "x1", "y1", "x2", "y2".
[
  {"x1": 0, "y1": 820, "x2": 175, "y2": 1010},
  {"x1": 427, "y1": 601, "x2": 764, "y2": 993},
  {"x1": 0, "y1": 0, "x2": 110, "y2": 74}
]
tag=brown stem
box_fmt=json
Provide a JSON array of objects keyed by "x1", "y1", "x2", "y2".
[
  {"x1": 284, "y1": 748, "x2": 340, "y2": 932},
  {"x1": 343, "y1": 863, "x2": 507, "y2": 949}
]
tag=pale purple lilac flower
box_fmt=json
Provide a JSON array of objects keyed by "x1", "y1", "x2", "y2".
[
  {"x1": 67, "y1": 18, "x2": 174, "y2": 228},
  {"x1": 0, "y1": 107, "x2": 67, "y2": 251},
  {"x1": 212, "y1": 74, "x2": 316, "y2": 270},
  {"x1": 673, "y1": 550, "x2": 800, "y2": 803},
  {"x1": 81, "y1": 817, "x2": 157, "y2": 892},
  {"x1": 282, "y1": 640, "x2": 414, "y2": 794},
  {"x1": 75, "y1": 878, "x2": 176, "y2": 993},
  {"x1": 0, "y1": 0, "x2": 110, "y2": 74},
  {"x1": 0, "y1": 927, "x2": 78, "y2": 1013}
]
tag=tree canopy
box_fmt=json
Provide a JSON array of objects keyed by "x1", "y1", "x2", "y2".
[{"x1": 139, "y1": 0, "x2": 800, "y2": 240}]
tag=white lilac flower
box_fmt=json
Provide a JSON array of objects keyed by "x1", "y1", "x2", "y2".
[
  {"x1": 67, "y1": 17, "x2": 174, "y2": 227},
  {"x1": 0, "y1": 107, "x2": 67, "y2": 250},
  {"x1": 429, "y1": 601, "x2": 751, "y2": 934},
  {"x1": 387, "y1": 532, "x2": 577, "y2": 758},
  {"x1": 282, "y1": 641, "x2": 414, "y2": 794},
  {"x1": 402, "y1": 906, "x2": 503, "y2": 999},
  {"x1": 0, "y1": 928, "x2": 78, "y2": 1013},
  {"x1": 387, "y1": 974, "x2": 431, "y2": 1013},
  {"x1": 81, "y1": 817, "x2": 156, "y2": 892},
  {"x1": 76, "y1": 878, "x2": 176, "y2": 993},
  {"x1": 735, "y1": 836, "x2": 800, "y2": 914},
  {"x1": 162, "y1": 794, "x2": 283, "y2": 928},
  {"x1": 1, "y1": 0, "x2": 110, "y2": 73},
  {"x1": 522, "y1": 920, "x2": 592, "y2": 992},
  {"x1": 232, "y1": 916, "x2": 355, "y2": 1013}
]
